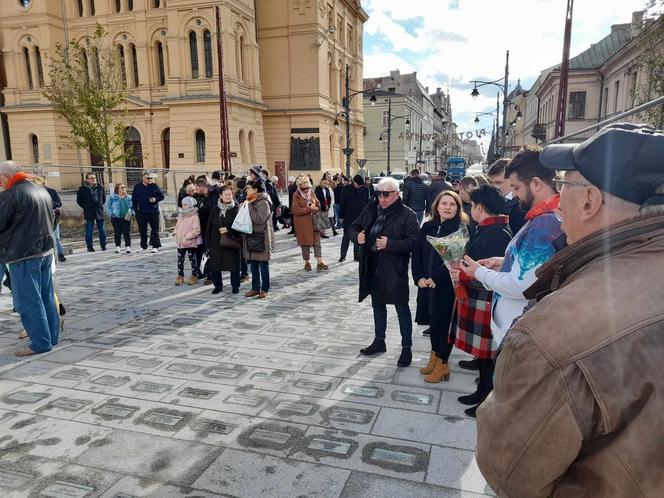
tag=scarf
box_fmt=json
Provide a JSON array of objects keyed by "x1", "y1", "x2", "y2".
[
  {"x1": 479, "y1": 215, "x2": 510, "y2": 227},
  {"x1": 218, "y1": 198, "x2": 235, "y2": 217},
  {"x1": 179, "y1": 205, "x2": 198, "y2": 217},
  {"x1": 5, "y1": 172, "x2": 32, "y2": 190},
  {"x1": 297, "y1": 188, "x2": 312, "y2": 201},
  {"x1": 367, "y1": 199, "x2": 402, "y2": 250},
  {"x1": 247, "y1": 192, "x2": 260, "y2": 203},
  {"x1": 526, "y1": 194, "x2": 560, "y2": 220}
]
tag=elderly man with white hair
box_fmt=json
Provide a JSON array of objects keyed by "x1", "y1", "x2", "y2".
[
  {"x1": 473, "y1": 123, "x2": 664, "y2": 497},
  {"x1": 0, "y1": 161, "x2": 60, "y2": 356},
  {"x1": 349, "y1": 176, "x2": 420, "y2": 367}
]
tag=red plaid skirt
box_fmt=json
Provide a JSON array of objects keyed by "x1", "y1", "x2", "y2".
[{"x1": 452, "y1": 283, "x2": 496, "y2": 359}]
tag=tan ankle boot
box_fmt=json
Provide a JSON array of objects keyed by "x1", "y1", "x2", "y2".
[
  {"x1": 424, "y1": 359, "x2": 450, "y2": 383},
  {"x1": 419, "y1": 351, "x2": 438, "y2": 375},
  {"x1": 175, "y1": 275, "x2": 184, "y2": 286}
]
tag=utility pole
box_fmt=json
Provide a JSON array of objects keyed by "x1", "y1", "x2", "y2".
[
  {"x1": 418, "y1": 122, "x2": 423, "y2": 167},
  {"x1": 386, "y1": 98, "x2": 392, "y2": 176},
  {"x1": 342, "y1": 64, "x2": 353, "y2": 177},
  {"x1": 555, "y1": 0, "x2": 574, "y2": 138},
  {"x1": 216, "y1": 6, "x2": 231, "y2": 172},
  {"x1": 501, "y1": 50, "x2": 510, "y2": 154}
]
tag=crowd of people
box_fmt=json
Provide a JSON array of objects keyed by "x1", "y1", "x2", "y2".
[{"x1": 1, "y1": 121, "x2": 663, "y2": 497}]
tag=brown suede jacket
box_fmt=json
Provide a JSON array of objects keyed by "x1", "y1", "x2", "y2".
[{"x1": 476, "y1": 214, "x2": 664, "y2": 497}]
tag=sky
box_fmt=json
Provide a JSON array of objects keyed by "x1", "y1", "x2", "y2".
[{"x1": 362, "y1": 0, "x2": 651, "y2": 152}]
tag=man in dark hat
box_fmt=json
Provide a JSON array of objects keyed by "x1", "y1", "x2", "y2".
[{"x1": 474, "y1": 123, "x2": 664, "y2": 497}]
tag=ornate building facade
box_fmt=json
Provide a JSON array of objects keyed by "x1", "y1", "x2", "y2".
[{"x1": 0, "y1": 0, "x2": 367, "y2": 189}]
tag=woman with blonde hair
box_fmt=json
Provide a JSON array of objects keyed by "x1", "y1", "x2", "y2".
[
  {"x1": 411, "y1": 190, "x2": 468, "y2": 383},
  {"x1": 291, "y1": 176, "x2": 328, "y2": 271}
]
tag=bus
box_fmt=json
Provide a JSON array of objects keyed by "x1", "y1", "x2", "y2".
[{"x1": 446, "y1": 157, "x2": 467, "y2": 183}]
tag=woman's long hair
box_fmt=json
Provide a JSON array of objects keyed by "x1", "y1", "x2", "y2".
[{"x1": 430, "y1": 190, "x2": 469, "y2": 225}]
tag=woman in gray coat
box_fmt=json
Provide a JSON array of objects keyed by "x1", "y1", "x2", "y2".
[{"x1": 242, "y1": 180, "x2": 273, "y2": 298}]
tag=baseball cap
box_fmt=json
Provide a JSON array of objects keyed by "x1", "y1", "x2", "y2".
[{"x1": 540, "y1": 123, "x2": 664, "y2": 206}]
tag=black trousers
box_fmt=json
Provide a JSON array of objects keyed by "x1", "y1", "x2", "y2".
[
  {"x1": 477, "y1": 358, "x2": 495, "y2": 396},
  {"x1": 429, "y1": 284, "x2": 455, "y2": 361},
  {"x1": 111, "y1": 217, "x2": 131, "y2": 247},
  {"x1": 340, "y1": 230, "x2": 359, "y2": 260},
  {"x1": 136, "y1": 212, "x2": 161, "y2": 249},
  {"x1": 177, "y1": 248, "x2": 197, "y2": 276}
]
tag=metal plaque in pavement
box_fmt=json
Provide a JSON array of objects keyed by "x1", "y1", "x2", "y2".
[
  {"x1": 0, "y1": 469, "x2": 33, "y2": 488},
  {"x1": 307, "y1": 438, "x2": 352, "y2": 456},
  {"x1": 275, "y1": 400, "x2": 317, "y2": 416},
  {"x1": 342, "y1": 385, "x2": 382, "y2": 398},
  {"x1": 392, "y1": 391, "x2": 433, "y2": 406},
  {"x1": 370, "y1": 448, "x2": 417, "y2": 467},
  {"x1": 165, "y1": 363, "x2": 203, "y2": 374},
  {"x1": 51, "y1": 368, "x2": 90, "y2": 381},
  {"x1": 193, "y1": 418, "x2": 235, "y2": 435},
  {"x1": 249, "y1": 428, "x2": 292, "y2": 445},
  {"x1": 141, "y1": 411, "x2": 184, "y2": 427},
  {"x1": 179, "y1": 387, "x2": 218, "y2": 400},
  {"x1": 92, "y1": 402, "x2": 138, "y2": 419},
  {"x1": 328, "y1": 407, "x2": 372, "y2": 424},
  {"x1": 90, "y1": 375, "x2": 130, "y2": 387},
  {"x1": 191, "y1": 348, "x2": 225, "y2": 357},
  {"x1": 39, "y1": 480, "x2": 94, "y2": 498},
  {"x1": 130, "y1": 381, "x2": 172, "y2": 394},
  {"x1": 126, "y1": 358, "x2": 163, "y2": 369},
  {"x1": 203, "y1": 366, "x2": 244, "y2": 380},
  {"x1": 224, "y1": 394, "x2": 263, "y2": 407},
  {"x1": 293, "y1": 379, "x2": 332, "y2": 392},
  {"x1": 251, "y1": 372, "x2": 286, "y2": 384},
  {"x1": 3, "y1": 391, "x2": 50, "y2": 404},
  {"x1": 46, "y1": 397, "x2": 92, "y2": 412}
]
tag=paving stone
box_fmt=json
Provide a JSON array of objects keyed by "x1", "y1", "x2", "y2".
[
  {"x1": 161, "y1": 381, "x2": 277, "y2": 416},
  {"x1": 99, "y1": 475, "x2": 223, "y2": 498},
  {"x1": 193, "y1": 448, "x2": 350, "y2": 498},
  {"x1": 330, "y1": 380, "x2": 442, "y2": 413},
  {"x1": 426, "y1": 445, "x2": 496, "y2": 496}
]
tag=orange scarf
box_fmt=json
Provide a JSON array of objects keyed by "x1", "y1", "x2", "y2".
[
  {"x1": 5, "y1": 172, "x2": 32, "y2": 190},
  {"x1": 526, "y1": 194, "x2": 560, "y2": 220},
  {"x1": 247, "y1": 192, "x2": 260, "y2": 203}
]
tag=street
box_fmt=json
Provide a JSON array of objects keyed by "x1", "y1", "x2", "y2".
[{"x1": 0, "y1": 231, "x2": 493, "y2": 498}]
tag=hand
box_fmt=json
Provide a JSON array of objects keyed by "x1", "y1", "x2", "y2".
[
  {"x1": 460, "y1": 255, "x2": 483, "y2": 278},
  {"x1": 417, "y1": 278, "x2": 428, "y2": 289},
  {"x1": 149, "y1": 197, "x2": 156, "y2": 203},
  {"x1": 219, "y1": 227, "x2": 228, "y2": 235},
  {"x1": 375, "y1": 236, "x2": 388, "y2": 251},
  {"x1": 425, "y1": 278, "x2": 436, "y2": 289},
  {"x1": 124, "y1": 213, "x2": 132, "y2": 221},
  {"x1": 357, "y1": 231, "x2": 366, "y2": 245},
  {"x1": 311, "y1": 206, "x2": 319, "y2": 213},
  {"x1": 476, "y1": 256, "x2": 504, "y2": 271}
]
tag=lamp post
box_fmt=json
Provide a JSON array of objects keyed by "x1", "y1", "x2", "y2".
[
  {"x1": 378, "y1": 97, "x2": 410, "y2": 175},
  {"x1": 469, "y1": 50, "x2": 510, "y2": 155}
]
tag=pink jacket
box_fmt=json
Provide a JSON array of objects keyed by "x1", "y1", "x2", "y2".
[{"x1": 174, "y1": 214, "x2": 201, "y2": 249}]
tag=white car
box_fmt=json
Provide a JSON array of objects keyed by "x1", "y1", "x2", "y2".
[{"x1": 389, "y1": 171, "x2": 406, "y2": 190}]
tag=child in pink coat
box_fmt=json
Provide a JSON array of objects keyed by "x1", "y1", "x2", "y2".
[{"x1": 174, "y1": 196, "x2": 201, "y2": 285}]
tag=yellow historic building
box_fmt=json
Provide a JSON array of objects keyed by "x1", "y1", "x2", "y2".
[{"x1": 0, "y1": 0, "x2": 367, "y2": 190}]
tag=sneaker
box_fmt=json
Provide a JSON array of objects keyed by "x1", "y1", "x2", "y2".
[
  {"x1": 359, "y1": 338, "x2": 387, "y2": 356},
  {"x1": 151, "y1": 247, "x2": 159, "y2": 254},
  {"x1": 126, "y1": 247, "x2": 132, "y2": 254},
  {"x1": 115, "y1": 246, "x2": 121, "y2": 254}
]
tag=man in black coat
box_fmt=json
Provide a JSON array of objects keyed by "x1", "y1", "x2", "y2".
[
  {"x1": 349, "y1": 177, "x2": 420, "y2": 367},
  {"x1": 402, "y1": 168, "x2": 428, "y2": 224},
  {"x1": 426, "y1": 170, "x2": 454, "y2": 214},
  {"x1": 338, "y1": 174, "x2": 371, "y2": 262},
  {"x1": 76, "y1": 171, "x2": 107, "y2": 252}
]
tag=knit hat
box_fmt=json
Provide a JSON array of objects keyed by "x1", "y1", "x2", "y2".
[
  {"x1": 180, "y1": 196, "x2": 198, "y2": 217},
  {"x1": 249, "y1": 165, "x2": 263, "y2": 180},
  {"x1": 288, "y1": 176, "x2": 296, "y2": 182},
  {"x1": 296, "y1": 176, "x2": 312, "y2": 189}
]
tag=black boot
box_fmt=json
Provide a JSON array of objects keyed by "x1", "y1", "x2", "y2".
[
  {"x1": 464, "y1": 405, "x2": 480, "y2": 418},
  {"x1": 397, "y1": 347, "x2": 412, "y2": 367},
  {"x1": 458, "y1": 357, "x2": 480, "y2": 370},
  {"x1": 422, "y1": 328, "x2": 431, "y2": 336},
  {"x1": 457, "y1": 390, "x2": 490, "y2": 406},
  {"x1": 359, "y1": 338, "x2": 386, "y2": 356}
]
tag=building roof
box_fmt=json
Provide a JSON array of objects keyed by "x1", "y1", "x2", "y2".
[
  {"x1": 563, "y1": 24, "x2": 632, "y2": 70},
  {"x1": 507, "y1": 79, "x2": 524, "y2": 100}
]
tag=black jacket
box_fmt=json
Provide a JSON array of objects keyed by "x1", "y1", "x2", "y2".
[
  {"x1": 349, "y1": 198, "x2": 420, "y2": 305},
  {"x1": 132, "y1": 182, "x2": 164, "y2": 215},
  {"x1": 0, "y1": 179, "x2": 55, "y2": 264},
  {"x1": 426, "y1": 178, "x2": 454, "y2": 213},
  {"x1": 265, "y1": 179, "x2": 281, "y2": 209},
  {"x1": 315, "y1": 186, "x2": 334, "y2": 212},
  {"x1": 288, "y1": 183, "x2": 297, "y2": 208},
  {"x1": 403, "y1": 176, "x2": 428, "y2": 212},
  {"x1": 412, "y1": 218, "x2": 460, "y2": 288},
  {"x1": 194, "y1": 193, "x2": 215, "y2": 238},
  {"x1": 339, "y1": 184, "x2": 371, "y2": 228},
  {"x1": 504, "y1": 196, "x2": 527, "y2": 235},
  {"x1": 333, "y1": 183, "x2": 344, "y2": 206},
  {"x1": 205, "y1": 204, "x2": 241, "y2": 272},
  {"x1": 76, "y1": 183, "x2": 106, "y2": 220}
]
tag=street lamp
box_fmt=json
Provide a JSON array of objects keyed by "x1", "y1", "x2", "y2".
[{"x1": 378, "y1": 98, "x2": 410, "y2": 176}]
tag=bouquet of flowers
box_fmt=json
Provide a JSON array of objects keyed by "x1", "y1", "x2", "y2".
[{"x1": 426, "y1": 224, "x2": 470, "y2": 302}]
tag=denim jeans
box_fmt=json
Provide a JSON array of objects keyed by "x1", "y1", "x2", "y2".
[
  {"x1": 372, "y1": 302, "x2": 413, "y2": 347},
  {"x1": 53, "y1": 225, "x2": 64, "y2": 257},
  {"x1": 249, "y1": 260, "x2": 270, "y2": 292},
  {"x1": 415, "y1": 210, "x2": 425, "y2": 225},
  {"x1": 8, "y1": 256, "x2": 60, "y2": 353},
  {"x1": 85, "y1": 218, "x2": 107, "y2": 249},
  {"x1": 333, "y1": 204, "x2": 340, "y2": 228}
]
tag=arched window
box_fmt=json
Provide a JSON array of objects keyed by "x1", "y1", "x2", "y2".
[
  {"x1": 162, "y1": 128, "x2": 170, "y2": 169},
  {"x1": 154, "y1": 0, "x2": 161, "y2": 7},
  {"x1": 189, "y1": 31, "x2": 199, "y2": 79},
  {"x1": 115, "y1": 0, "x2": 121, "y2": 13},
  {"x1": 23, "y1": 47, "x2": 33, "y2": 89},
  {"x1": 248, "y1": 130, "x2": 256, "y2": 163},
  {"x1": 328, "y1": 61, "x2": 335, "y2": 101},
  {"x1": 118, "y1": 45, "x2": 127, "y2": 86},
  {"x1": 91, "y1": 46, "x2": 100, "y2": 82},
  {"x1": 195, "y1": 129, "x2": 205, "y2": 163},
  {"x1": 127, "y1": 0, "x2": 133, "y2": 11},
  {"x1": 235, "y1": 32, "x2": 242, "y2": 81},
  {"x1": 203, "y1": 30, "x2": 213, "y2": 78},
  {"x1": 77, "y1": 0, "x2": 84, "y2": 16},
  {"x1": 30, "y1": 134, "x2": 39, "y2": 164},
  {"x1": 81, "y1": 49, "x2": 89, "y2": 84},
  {"x1": 130, "y1": 43, "x2": 139, "y2": 87},
  {"x1": 155, "y1": 41, "x2": 165, "y2": 86},
  {"x1": 89, "y1": 0, "x2": 95, "y2": 15},
  {"x1": 35, "y1": 47, "x2": 44, "y2": 87},
  {"x1": 124, "y1": 126, "x2": 143, "y2": 186},
  {"x1": 239, "y1": 129, "x2": 248, "y2": 165},
  {"x1": 240, "y1": 35, "x2": 247, "y2": 81}
]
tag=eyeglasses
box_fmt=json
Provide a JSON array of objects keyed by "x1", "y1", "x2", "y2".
[
  {"x1": 553, "y1": 179, "x2": 592, "y2": 191},
  {"x1": 377, "y1": 190, "x2": 397, "y2": 198},
  {"x1": 301, "y1": 187, "x2": 310, "y2": 191}
]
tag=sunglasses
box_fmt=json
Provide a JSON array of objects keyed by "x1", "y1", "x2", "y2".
[{"x1": 377, "y1": 190, "x2": 397, "y2": 198}]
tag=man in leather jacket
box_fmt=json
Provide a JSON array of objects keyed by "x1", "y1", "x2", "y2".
[
  {"x1": 76, "y1": 171, "x2": 107, "y2": 252},
  {"x1": 0, "y1": 161, "x2": 60, "y2": 356},
  {"x1": 473, "y1": 124, "x2": 664, "y2": 497}
]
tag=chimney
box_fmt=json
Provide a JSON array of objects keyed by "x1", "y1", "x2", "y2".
[
  {"x1": 389, "y1": 69, "x2": 400, "y2": 80},
  {"x1": 436, "y1": 87, "x2": 441, "y2": 94},
  {"x1": 631, "y1": 10, "x2": 644, "y2": 38}
]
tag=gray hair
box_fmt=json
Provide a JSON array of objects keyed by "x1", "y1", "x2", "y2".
[
  {"x1": 0, "y1": 161, "x2": 22, "y2": 177},
  {"x1": 377, "y1": 177, "x2": 399, "y2": 192}
]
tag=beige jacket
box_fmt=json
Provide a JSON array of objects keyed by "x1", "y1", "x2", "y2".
[{"x1": 476, "y1": 215, "x2": 664, "y2": 497}]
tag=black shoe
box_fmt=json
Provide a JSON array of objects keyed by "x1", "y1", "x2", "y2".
[
  {"x1": 59, "y1": 303, "x2": 66, "y2": 316},
  {"x1": 464, "y1": 405, "x2": 479, "y2": 418},
  {"x1": 359, "y1": 338, "x2": 386, "y2": 356},
  {"x1": 58, "y1": 255, "x2": 67, "y2": 262},
  {"x1": 288, "y1": 230, "x2": 295, "y2": 235},
  {"x1": 101, "y1": 246, "x2": 107, "y2": 251},
  {"x1": 274, "y1": 226, "x2": 281, "y2": 231},
  {"x1": 458, "y1": 357, "x2": 480, "y2": 371},
  {"x1": 211, "y1": 288, "x2": 223, "y2": 295},
  {"x1": 458, "y1": 390, "x2": 490, "y2": 406},
  {"x1": 338, "y1": 257, "x2": 346, "y2": 263},
  {"x1": 332, "y1": 231, "x2": 338, "y2": 236},
  {"x1": 87, "y1": 247, "x2": 95, "y2": 253},
  {"x1": 422, "y1": 328, "x2": 431, "y2": 336},
  {"x1": 321, "y1": 234, "x2": 329, "y2": 239},
  {"x1": 232, "y1": 288, "x2": 240, "y2": 294},
  {"x1": 397, "y1": 347, "x2": 412, "y2": 367}
]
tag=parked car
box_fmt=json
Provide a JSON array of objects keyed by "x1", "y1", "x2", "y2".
[{"x1": 389, "y1": 171, "x2": 406, "y2": 190}]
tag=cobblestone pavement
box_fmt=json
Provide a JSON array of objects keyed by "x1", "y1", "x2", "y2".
[{"x1": 0, "y1": 230, "x2": 494, "y2": 498}]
